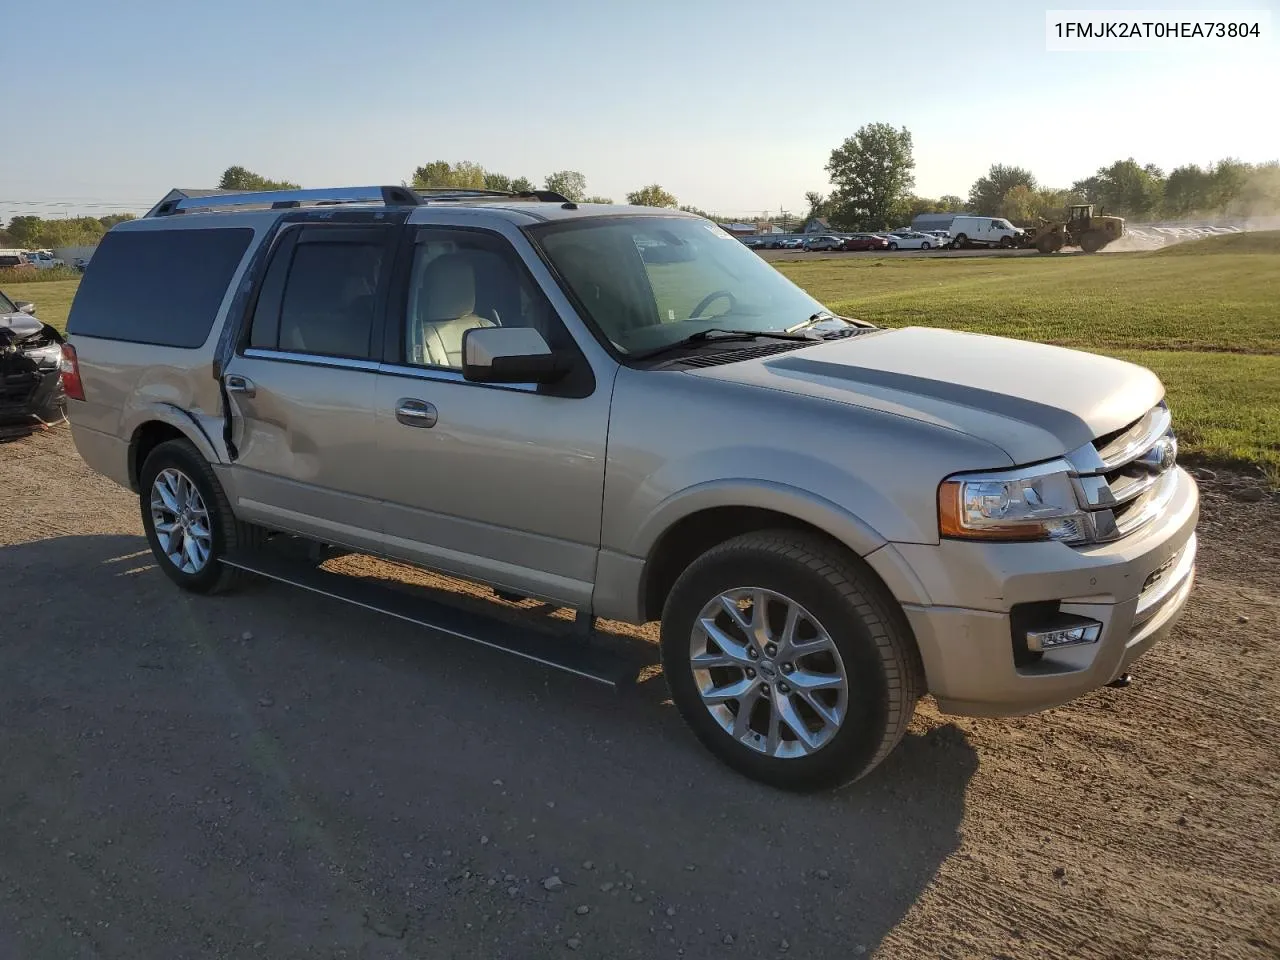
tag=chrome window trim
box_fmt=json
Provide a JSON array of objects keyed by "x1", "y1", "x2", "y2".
[
  {"x1": 377, "y1": 362, "x2": 539, "y2": 393},
  {"x1": 242, "y1": 347, "x2": 380, "y2": 371}
]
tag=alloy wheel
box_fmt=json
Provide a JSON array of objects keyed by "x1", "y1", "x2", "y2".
[
  {"x1": 689, "y1": 587, "x2": 849, "y2": 759},
  {"x1": 150, "y1": 467, "x2": 213, "y2": 574}
]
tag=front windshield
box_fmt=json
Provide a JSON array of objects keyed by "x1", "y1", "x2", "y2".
[{"x1": 530, "y1": 216, "x2": 829, "y2": 355}]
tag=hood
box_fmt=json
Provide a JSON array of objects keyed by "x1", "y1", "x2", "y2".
[
  {"x1": 0, "y1": 312, "x2": 43, "y2": 341},
  {"x1": 690, "y1": 327, "x2": 1164, "y2": 465}
]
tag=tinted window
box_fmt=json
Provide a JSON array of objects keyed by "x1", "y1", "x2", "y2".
[
  {"x1": 66, "y1": 227, "x2": 252, "y2": 347},
  {"x1": 404, "y1": 229, "x2": 561, "y2": 369},
  {"x1": 274, "y1": 239, "x2": 384, "y2": 359}
]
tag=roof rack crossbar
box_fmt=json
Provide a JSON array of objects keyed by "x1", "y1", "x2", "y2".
[{"x1": 148, "y1": 185, "x2": 422, "y2": 217}]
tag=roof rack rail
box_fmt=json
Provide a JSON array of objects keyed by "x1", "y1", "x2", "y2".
[
  {"x1": 414, "y1": 187, "x2": 572, "y2": 203},
  {"x1": 147, "y1": 185, "x2": 422, "y2": 218}
]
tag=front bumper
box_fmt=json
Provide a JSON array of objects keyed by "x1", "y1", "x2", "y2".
[
  {"x1": 0, "y1": 355, "x2": 65, "y2": 428},
  {"x1": 895, "y1": 467, "x2": 1199, "y2": 717}
]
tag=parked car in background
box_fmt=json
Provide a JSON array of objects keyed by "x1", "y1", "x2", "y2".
[
  {"x1": 741, "y1": 237, "x2": 766, "y2": 249},
  {"x1": 803, "y1": 235, "x2": 843, "y2": 251},
  {"x1": 948, "y1": 216, "x2": 1025, "y2": 249},
  {"x1": 840, "y1": 234, "x2": 890, "y2": 252},
  {"x1": 780, "y1": 237, "x2": 806, "y2": 249},
  {"x1": 25, "y1": 251, "x2": 66, "y2": 270},
  {"x1": 922, "y1": 230, "x2": 953, "y2": 246},
  {"x1": 0, "y1": 250, "x2": 34, "y2": 273},
  {"x1": 884, "y1": 232, "x2": 938, "y2": 250}
]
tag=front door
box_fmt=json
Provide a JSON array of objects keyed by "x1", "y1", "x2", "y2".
[
  {"x1": 221, "y1": 221, "x2": 399, "y2": 548},
  {"x1": 370, "y1": 224, "x2": 612, "y2": 608}
]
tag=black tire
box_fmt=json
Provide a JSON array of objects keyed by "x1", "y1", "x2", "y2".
[
  {"x1": 953, "y1": 234, "x2": 967, "y2": 249},
  {"x1": 660, "y1": 530, "x2": 923, "y2": 792},
  {"x1": 139, "y1": 438, "x2": 263, "y2": 594},
  {"x1": 1080, "y1": 232, "x2": 1104, "y2": 254},
  {"x1": 921, "y1": 242, "x2": 931, "y2": 249},
  {"x1": 887, "y1": 242, "x2": 898, "y2": 251}
]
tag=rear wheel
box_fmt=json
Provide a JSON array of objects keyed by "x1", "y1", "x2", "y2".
[
  {"x1": 953, "y1": 233, "x2": 967, "y2": 249},
  {"x1": 1036, "y1": 234, "x2": 1057, "y2": 254},
  {"x1": 1080, "y1": 231, "x2": 1105, "y2": 253},
  {"x1": 921, "y1": 242, "x2": 931, "y2": 249},
  {"x1": 660, "y1": 531, "x2": 923, "y2": 792},
  {"x1": 887, "y1": 242, "x2": 898, "y2": 251},
  {"x1": 139, "y1": 438, "x2": 263, "y2": 594}
]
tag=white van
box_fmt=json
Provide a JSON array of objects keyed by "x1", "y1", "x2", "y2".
[{"x1": 949, "y1": 216, "x2": 1024, "y2": 249}]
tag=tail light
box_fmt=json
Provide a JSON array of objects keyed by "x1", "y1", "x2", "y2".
[{"x1": 60, "y1": 342, "x2": 85, "y2": 401}]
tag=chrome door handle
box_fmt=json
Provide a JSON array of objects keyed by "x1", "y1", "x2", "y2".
[
  {"x1": 395, "y1": 398, "x2": 438, "y2": 428},
  {"x1": 225, "y1": 374, "x2": 256, "y2": 397}
]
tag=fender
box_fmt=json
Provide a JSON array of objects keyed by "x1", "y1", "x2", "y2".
[
  {"x1": 122, "y1": 402, "x2": 225, "y2": 487},
  {"x1": 629, "y1": 477, "x2": 889, "y2": 562}
]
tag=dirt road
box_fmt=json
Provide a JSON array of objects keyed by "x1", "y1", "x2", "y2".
[{"x1": 1, "y1": 428, "x2": 1277, "y2": 959}]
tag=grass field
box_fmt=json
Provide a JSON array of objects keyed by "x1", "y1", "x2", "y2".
[{"x1": 6, "y1": 235, "x2": 1278, "y2": 469}]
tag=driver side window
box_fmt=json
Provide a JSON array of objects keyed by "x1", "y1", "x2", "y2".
[{"x1": 404, "y1": 229, "x2": 563, "y2": 370}]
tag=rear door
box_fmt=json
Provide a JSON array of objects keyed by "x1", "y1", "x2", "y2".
[{"x1": 220, "y1": 221, "x2": 399, "y2": 548}]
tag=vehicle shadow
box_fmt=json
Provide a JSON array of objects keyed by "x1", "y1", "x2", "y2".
[{"x1": 0, "y1": 534, "x2": 978, "y2": 960}]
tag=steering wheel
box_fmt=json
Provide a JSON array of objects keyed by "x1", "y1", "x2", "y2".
[{"x1": 690, "y1": 290, "x2": 738, "y2": 319}]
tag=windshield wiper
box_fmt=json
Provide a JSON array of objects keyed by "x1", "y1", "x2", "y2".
[
  {"x1": 784, "y1": 311, "x2": 842, "y2": 334},
  {"x1": 629, "y1": 328, "x2": 814, "y2": 363}
]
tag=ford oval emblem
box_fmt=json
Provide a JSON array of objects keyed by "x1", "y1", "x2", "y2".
[{"x1": 1138, "y1": 436, "x2": 1177, "y2": 473}]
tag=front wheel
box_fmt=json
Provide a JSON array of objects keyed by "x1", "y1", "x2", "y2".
[
  {"x1": 139, "y1": 438, "x2": 263, "y2": 594},
  {"x1": 660, "y1": 531, "x2": 923, "y2": 792},
  {"x1": 921, "y1": 242, "x2": 931, "y2": 249},
  {"x1": 887, "y1": 242, "x2": 898, "y2": 250}
]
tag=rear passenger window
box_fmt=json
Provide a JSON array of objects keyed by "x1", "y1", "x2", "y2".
[
  {"x1": 65, "y1": 227, "x2": 252, "y2": 348},
  {"x1": 249, "y1": 228, "x2": 386, "y2": 360}
]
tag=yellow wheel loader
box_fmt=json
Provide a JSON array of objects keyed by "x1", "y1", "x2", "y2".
[{"x1": 1026, "y1": 204, "x2": 1125, "y2": 254}]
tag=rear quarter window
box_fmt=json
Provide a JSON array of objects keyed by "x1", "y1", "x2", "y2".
[{"x1": 66, "y1": 227, "x2": 253, "y2": 347}]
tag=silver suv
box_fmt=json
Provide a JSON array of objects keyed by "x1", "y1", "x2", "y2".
[{"x1": 64, "y1": 185, "x2": 1199, "y2": 791}]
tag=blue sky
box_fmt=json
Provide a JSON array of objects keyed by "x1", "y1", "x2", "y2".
[{"x1": 4, "y1": 0, "x2": 1277, "y2": 221}]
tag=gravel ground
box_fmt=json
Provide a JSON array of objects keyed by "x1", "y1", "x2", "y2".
[{"x1": 1, "y1": 427, "x2": 1277, "y2": 960}]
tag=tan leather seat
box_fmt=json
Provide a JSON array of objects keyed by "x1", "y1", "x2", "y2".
[{"x1": 413, "y1": 253, "x2": 495, "y2": 367}]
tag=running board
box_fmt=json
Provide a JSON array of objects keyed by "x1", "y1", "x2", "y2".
[{"x1": 220, "y1": 549, "x2": 646, "y2": 688}]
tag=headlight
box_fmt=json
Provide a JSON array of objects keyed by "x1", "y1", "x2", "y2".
[{"x1": 938, "y1": 459, "x2": 1090, "y2": 544}]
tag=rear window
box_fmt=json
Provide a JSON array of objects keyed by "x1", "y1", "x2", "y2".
[{"x1": 66, "y1": 227, "x2": 253, "y2": 347}]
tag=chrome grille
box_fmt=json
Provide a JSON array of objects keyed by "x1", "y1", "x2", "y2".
[{"x1": 1066, "y1": 401, "x2": 1180, "y2": 543}]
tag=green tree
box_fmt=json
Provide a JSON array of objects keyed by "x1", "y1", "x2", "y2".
[
  {"x1": 678, "y1": 204, "x2": 713, "y2": 218},
  {"x1": 968, "y1": 164, "x2": 1037, "y2": 216},
  {"x1": 802, "y1": 191, "x2": 829, "y2": 223},
  {"x1": 6, "y1": 215, "x2": 43, "y2": 247},
  {"x1": 1164, "y1": 164, "x2": 1212, "y2": 216},
  {"x1": 37, "y1": 217, "x2": 106, "y2": 248},
  {"x1": 99, "y1": 213, "x2": 137, "y2": 229},
  {"x1": 585, "y1": 196, "x2": 615, "y2": 205},
  {"x1": 626, "y1": 184, "x2": 678, "y2": 207},
  {"x1": 545, "y1": 170, "x2": 588, "y2": 202},
  {"x1": 1073, "y1": 159, "x2": 1164, "y2": 218},
  {"x1": 509, "y1": 176, "x2": 535, "y2": 193},
  {"x1": 412, "y1": 161, "x2": 487, "y2": 189},
  {"x1": 939, "y1": 194, "x2": 966, "y2": 211},
  {"x1": 483, "y1": 171, "x2": 512, "y2": 192},
  {"x1": 219, "y1": 165, "x2": 300, "y2": 191},
  {"x1": 824, "y1": 123, "x2": 916, "y2": 231}
]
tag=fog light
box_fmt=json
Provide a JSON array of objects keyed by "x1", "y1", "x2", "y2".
[{"x1": 1025, "y1": 618, "x2": 1102, "y2": 652}]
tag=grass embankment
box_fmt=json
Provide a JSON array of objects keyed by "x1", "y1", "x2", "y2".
[
  {"x1": 8, "y1": 239, "x2": 1278, "y2": 468},
  {"x1": 767, "y1": 244, "x2": 1278, "y2": 469}
]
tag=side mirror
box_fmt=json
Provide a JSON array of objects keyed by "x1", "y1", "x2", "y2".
[
  {"x1": 461, "y1": 327, "x2": 568, "y2": 385},
  {"x1": 14, "y1": 301, "x2": 35, "y2": 315}
]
